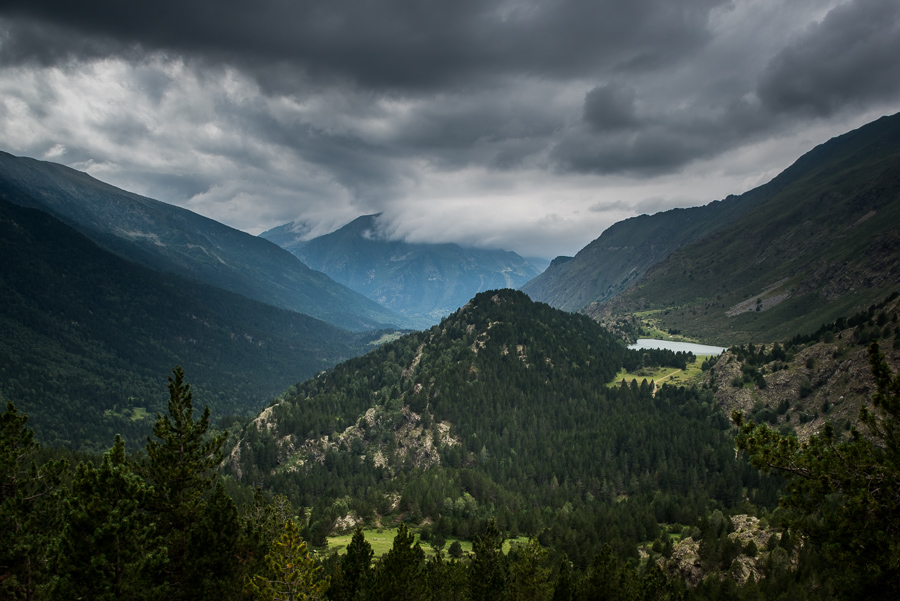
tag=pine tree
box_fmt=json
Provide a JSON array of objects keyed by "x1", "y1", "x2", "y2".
[
  {"x1": 425, "y1": 552, "x2": 470, "y2": 601},
  {"x1": 470, "y1": 519, "x2": 507, "y2": 601},
  {"x1": 248, "y1": 519, "x2": 329, "y2": 601},
  {"x1": 243, "y1": 489, "x2": 296, "y2": 585},
  {"x1": 327, "y1": 526, "x2": 373, "y2": 601},
  {"x1": 507, "y1": 538, "x2": 553, "y2": 601},
  {"x1": 576, "y1": 545, "x2": 637, "y2": 601},
  {"x1": 142, "y1": 366, "x2": 228, "y2": 600},
  {"x1": 369, "y1": 523, "x2": 427, "y2": 601},
  {"x1": 54, "y1": 434, "x2": 153, "y2": 601},
  {"x1": 552, "y1": 555, "x2": 574, "y2": 601},
  {"x1": 0, "y1": 402, "x2": 68, "y2": 601},
  {"x1": 185, "y1": 480, "x2": 243, "y2": 599}
]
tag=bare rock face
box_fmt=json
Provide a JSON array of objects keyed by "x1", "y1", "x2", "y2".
[
  {"x1": 666, "y1": 514, "x2": 791, "y2": 587},
  {"x1": 669, "y1": 537, "x2": 704, "y2": 586},
  {"x1": 709, "y1": 298, "x2": 900, "y2": 442},
  {"x1": 229, "y1": 397, "x2": 462, "y2": 479}
]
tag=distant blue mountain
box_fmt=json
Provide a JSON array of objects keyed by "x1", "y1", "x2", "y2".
[{"x1": 262, "y1": 214, "x2": 543, "y2": 327}]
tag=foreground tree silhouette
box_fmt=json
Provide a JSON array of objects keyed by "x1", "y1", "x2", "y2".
[
  {"x1": 0, "y1": 402, "x2": 67, "y2": 601},
  {"x1": 54, "y1": 435, "x2": 153, "y2": 601},
  {"x1": 507, "y1": 538, "x2": 553, "y2": 601},
  {"x1": 327, "y1": 526, "x2": 373, "y2": 601},
  {"x1": 369, "y1": 523, "x2": 427, "y2": 601},
  {"x1": 143, "y1": 366, "x2": 229, "y2": 600},
  {"x1": 470, "y1": 520, "x2": 507, "y2": 601},
  {"x1": 733, "y1": 342, "x2": 900, "y2": 598}
]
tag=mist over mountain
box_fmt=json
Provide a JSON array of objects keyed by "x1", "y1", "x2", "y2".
[
  {"x1": 262, "y1": 214, "x2": 542, "y2": 328},
  {"x1": 0, "y1": 152, "x2": 410, "y2": 331},
  {"x1": 3, "y1": 113, "x2": 900, "y2": 600}
]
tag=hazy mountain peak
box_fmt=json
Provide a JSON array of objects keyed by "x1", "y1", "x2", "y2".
[{"x1": 262, "y1": 213, "x2": 542, "y2": 328}]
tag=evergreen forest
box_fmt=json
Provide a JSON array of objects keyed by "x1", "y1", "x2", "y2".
[
  {"x1": 2, "y1": 290, "x2": 899, "y2": 599},
  {"x1": 0, "y1": 197, "x2": 384, "y2": 451}
]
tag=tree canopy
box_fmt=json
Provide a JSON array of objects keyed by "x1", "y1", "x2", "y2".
[{"x1": 733, "y1": 342, "x2": 900, "y2": 597}]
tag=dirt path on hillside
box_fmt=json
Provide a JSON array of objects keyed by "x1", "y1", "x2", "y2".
[{"x1": 652, "y1": 369, "x2": 682, "y2": 397}]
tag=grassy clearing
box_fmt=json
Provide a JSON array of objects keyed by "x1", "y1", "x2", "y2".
[
  {"x1": 326, "y1": 527, "x2": 529, "y2": 558},
  {"x1": 103, "y1": 406, "x2": 151, "y2": 421},
  {"x1": 607, "y1": 356, "x2": 712, "y2": 389},
  {"x1": 368, "y1": 331, "x2": 404, "y2": 346}
]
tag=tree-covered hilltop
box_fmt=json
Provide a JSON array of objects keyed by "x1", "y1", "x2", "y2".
[
  {"x1": 229, "y1": 289, "x2": 778, "y2": 566},
  {"x1": 4, "y1": 308, "x2": 899, "y2": 598},
  {"x1": 0, "y1": 197, "x2": 385, "y2": 451}
]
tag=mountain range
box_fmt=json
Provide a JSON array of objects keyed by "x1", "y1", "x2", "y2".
[
  {"x1": 0, "y1": 196, "x2": 383, "y2": 450},
  {"x1": 3, "y1": 112, "x2": 899, "y2": 450},
  {"x1": 261, "y1": 214, "x2": 542, "y2": 328},
  {"x1": 525, "y1": 112, "x2": 900, "y2": 345},
  {"x1": 3, "y1": 111, "x2": 900, "y2": 597},
  {"x1": 0, "y1": 151, "x2": 409, "y2": 332}
]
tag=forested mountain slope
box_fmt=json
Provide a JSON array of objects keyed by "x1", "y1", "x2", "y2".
[
  {"x1": 228, "y1": 289, "x2": 778, "y2": 566},
  {"x1": 0, "y1": 151, "x2": 409, "y2": 331},
  {"x1": 591, "y1": 113, "x2": 900, "y2": 344},
  {"x1": 262, "y1": 214, "x2": 542, "y2": 328},
  {"x1": 0, "y1": 198, "x2": 382, "y2": 450},
  {"x1": 521, "y1": 187, "x2": 772, "y2": 311},
  {"x1": 524, "y1": 112, "x2": 900, "y2": 333}
]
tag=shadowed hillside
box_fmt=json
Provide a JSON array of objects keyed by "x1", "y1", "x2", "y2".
[{"x1": 0, "y1": 152, "x2": 409, "y2": 331}]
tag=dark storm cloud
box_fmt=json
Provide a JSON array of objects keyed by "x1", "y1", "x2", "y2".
[
  {"x1": 757, "y1": 0, "x2": 900, "y2": 116},
  {"x1": 2, "y1": 0, "x2": 900, "y2": 258},
  {"x1": 0, "y1": 0, "x2": 725, "y2": 90},
  {"x1": 550, "y1": 0, "x2": 900, "y2": 175},
  {"x1": 556, "y1": 96, "x2": 770, "y2": 175},
  {"x1": 583, "y1": 83, "x2": 638, "y2": 132}
]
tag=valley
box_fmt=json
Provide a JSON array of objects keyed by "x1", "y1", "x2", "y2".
[{"x1": 2, "y1": 112, "x2": 900, "y2": 600}]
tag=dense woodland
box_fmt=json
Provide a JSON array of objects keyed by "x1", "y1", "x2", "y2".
[
  {"x1": 230, "y1": 291, "x2": 771, "y2": 568},
  {"x1": 2, "y1": 290, "x2": 899, "y2": 599}
]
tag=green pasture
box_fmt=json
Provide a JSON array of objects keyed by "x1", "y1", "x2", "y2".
[
  {"x1": 608, "y1": 355, "x2": 712, "y2": 389},
  {"x1": 368, "y1": 331, "x2": 404, "y2": 346},
  {"x1": 327, "y1": 527, "x2": 529, "y2": 558}
]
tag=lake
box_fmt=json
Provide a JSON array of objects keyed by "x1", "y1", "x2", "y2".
[{"x1": 628, "y1": 338, "x2": 727, "y2": 356}]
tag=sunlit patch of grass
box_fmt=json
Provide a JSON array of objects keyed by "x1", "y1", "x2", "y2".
[
  {"x1": 607, "y1": 356, "x2": 712, "y2": 388},
  {"x1": 368, "y1": 331, "x2": 404, "y2": 346},
  {"x1": 327, "y1": 528, "x2": 529, "y2": 558}
]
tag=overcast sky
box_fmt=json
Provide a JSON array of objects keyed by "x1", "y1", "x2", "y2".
[{"x1": 1, "y1": 0, "x2": 899, "y2": 259}]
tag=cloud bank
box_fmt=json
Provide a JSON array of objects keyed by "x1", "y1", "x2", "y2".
[{"x1": 1, "y1": 0, "x2": 898, "y2": 258}]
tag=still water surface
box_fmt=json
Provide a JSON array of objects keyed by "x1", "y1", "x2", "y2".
[{"x1": 628, "y1": 339, "x2": 727, "y2": 356}]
